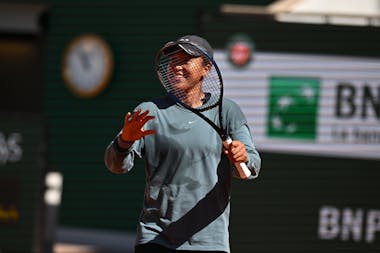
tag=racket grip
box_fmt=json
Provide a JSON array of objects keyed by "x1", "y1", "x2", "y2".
[{"x1": 223, "y1": 137, "x2": 252, "y2": 179}]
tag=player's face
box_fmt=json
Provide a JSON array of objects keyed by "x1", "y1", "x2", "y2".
[{"x1": 168, "y1": 50, "x2": 209, "y2": 93}]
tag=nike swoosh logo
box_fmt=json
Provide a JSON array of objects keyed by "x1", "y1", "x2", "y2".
[{"x1": 188, "y1": 120, "x2": 197, "y2": 124}]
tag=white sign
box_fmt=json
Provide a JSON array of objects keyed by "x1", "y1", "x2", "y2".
[
  {"x1": 217, "y1": 51, "x2": 380, "y2": 160},
  {"x1": 0, "y1": 132, "x2": 23, "y2": 165},
  {"x1": 318, "y1": 206, "x2": 380, "y2": 243}
]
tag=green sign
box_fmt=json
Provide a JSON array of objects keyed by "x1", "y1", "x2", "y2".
[
  {"x1": 0, "y1": 113, "x2": 45, "y2": 253},
  {"x1": 267, "y1": 76, "x2": 320, "y2": 140}
]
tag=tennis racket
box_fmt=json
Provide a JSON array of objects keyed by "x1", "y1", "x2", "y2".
[{"x1": 155, "y1": 40, "x2": 251, "y2": 179}]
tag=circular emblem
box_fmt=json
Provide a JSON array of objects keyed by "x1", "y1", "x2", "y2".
[
  {"x1": 226, "y1": 34, "x2": 254, "y2": 68},
  {"x1": 62, "y1": 34, "x2": 113, "y2": 98}
]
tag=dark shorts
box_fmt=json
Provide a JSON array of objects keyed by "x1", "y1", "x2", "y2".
[{"x1": 134, "y1": 243, "x2": 227, "y2": 253}]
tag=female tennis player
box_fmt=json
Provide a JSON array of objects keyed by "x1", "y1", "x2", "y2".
[{"x1": 104, "y1": 35, "x2": 261, "y2": 253}]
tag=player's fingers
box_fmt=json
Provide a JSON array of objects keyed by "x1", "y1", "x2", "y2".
[
  {"x1": 233, "y1": 149, "x2": 246, "y2": 160},
  {"x1": 230, "y1": 142, "x2": 247, "y2": 161},
  {"x1": 131, "y1": 108, "x2": 142, "y2": 121},
  {"x1": 142, "y1": 129, "x2": 156, "y2": 137},
  {"x1": 124, "y1": 112, "x2": 132, "y2": 123},
  {"x1": 230, "y1": 143, "x2": 241, "y2": 154},
  {"x1": 141, "y1": 115, "x2": 155, "y2": 125},
  {"x1": 136, "y1": 109, "x2": 150, "y2": 121},
  {"x1": 230, "y1": 140, "x2": 243, "y2": 148}
]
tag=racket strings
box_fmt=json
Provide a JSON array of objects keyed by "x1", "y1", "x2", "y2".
[{"x1": 157, "y1": 48, "x2": 222, "y2": 110}]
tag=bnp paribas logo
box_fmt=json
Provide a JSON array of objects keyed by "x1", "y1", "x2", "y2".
[{"x1": 267, "y1": 76, "x2": 320, "y2": 140}]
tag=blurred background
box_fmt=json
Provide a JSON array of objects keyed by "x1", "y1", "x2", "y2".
[{"x1": 0, "y1": 0, "x2": 379, "y2": 252}]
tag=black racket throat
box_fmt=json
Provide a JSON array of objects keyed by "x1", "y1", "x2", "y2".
[
  {"x1": 189, "y1": 108, "x2": 227, "y2": 141},
  {"x1": 168, "y1": 93, "x2": 227, "y2": 141}
]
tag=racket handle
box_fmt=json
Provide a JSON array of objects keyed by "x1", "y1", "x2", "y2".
[{"x1": 223, "y1": 137, "x2": 252, "y2": 179}]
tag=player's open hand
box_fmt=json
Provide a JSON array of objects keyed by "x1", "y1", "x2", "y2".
[
  {"x1": 224, "y1": 140, "x2": 248, "y2": 164},
  {"x1": 120, "y1": 108, "x2": 156, "y2": 142}
]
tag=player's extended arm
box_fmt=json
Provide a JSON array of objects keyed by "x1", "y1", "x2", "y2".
[{"x1": 104, "y1": 109, "x2": 155, "y2": 174}]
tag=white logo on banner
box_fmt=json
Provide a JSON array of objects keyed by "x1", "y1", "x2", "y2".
[{"x1": 318, "y1": 206, "x2": 380, "y2": 243}]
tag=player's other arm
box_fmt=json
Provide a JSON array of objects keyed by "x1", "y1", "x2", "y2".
[
  {"x1": 224, "y1": 99, "x2": 261, "y2": 179},
  {"x1": 226, "y1": 126, "x2": 261, "y2": 179}
]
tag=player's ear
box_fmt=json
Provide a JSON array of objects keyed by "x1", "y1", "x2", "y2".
[{"x1": 203, "y1": 61, "x2": 212, "y2": 73}]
